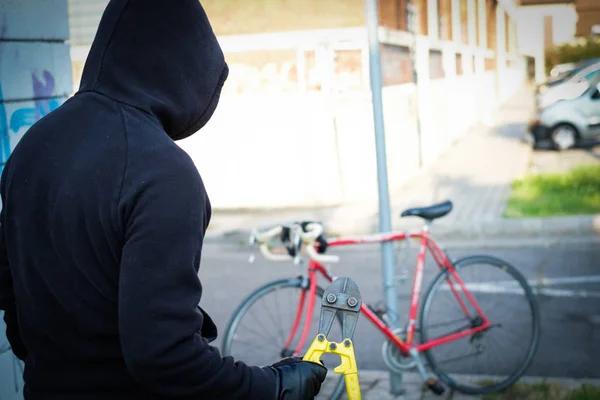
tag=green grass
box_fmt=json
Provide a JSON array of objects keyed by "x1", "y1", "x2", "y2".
[
  {"x1": 504, "y1": 164, "x2": 600, "y2": 218},
  {"x1": 479, "y1": 380, "x2": 600, "y2": 400}
]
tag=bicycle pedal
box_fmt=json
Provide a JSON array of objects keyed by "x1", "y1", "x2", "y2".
[{"x1": 425, "y1": 379, "x2": 445, "y2": 396}]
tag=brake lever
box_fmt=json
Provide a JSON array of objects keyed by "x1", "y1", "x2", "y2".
[
  {"x1": 248, "y1": 228, "x2": 260, "y2": 264},
  {"x1": 283, "y1": 224, "x2": 302, "y2": 265},
  {"x1": 292, "y1": 228, "x2": 302, "y2": 265}
]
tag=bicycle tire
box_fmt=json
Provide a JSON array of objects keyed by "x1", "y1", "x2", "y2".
[
  {"x1": 221, "y1": 277, "x2": 346, "y2": 400},
  {"x1": 419, "y1": 255, "x2": 541, "y2": 395}
]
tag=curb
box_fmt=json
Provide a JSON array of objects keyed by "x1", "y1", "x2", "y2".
[
  {"x1": 204, "y1": 214, "x2": 600, "y2": 244},
  {"x1": 358, "y1": 369, "x2": 600, "y2": 385},
  {"x1": 333, "y1": 370, "x2": 600, "y2": 400},
  {"x1": 392, "y1": 214, "x2": 600, "y2": 240},
  {"x1": 356, "y1": 370, "x2": 600, "y2": 392}
]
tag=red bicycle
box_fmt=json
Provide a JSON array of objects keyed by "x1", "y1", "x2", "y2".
[{"x1": 221, "y1": 201, "x2": 540, "y2": 399}]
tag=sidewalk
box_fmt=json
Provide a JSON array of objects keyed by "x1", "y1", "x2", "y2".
[
  {"x1": 341, "y1": 370, "x2": 600, "y2": 399},
  {"x1": 388, "y1": 85, "x2": 536, "y2": 231},
  {"x1": 205, "y1": 85, "x2": 600, "y2": 242}
]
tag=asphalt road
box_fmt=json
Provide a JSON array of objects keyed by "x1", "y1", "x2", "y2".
[{"x1": 198, "y1": 237, "x2": 600, "y2": 382}]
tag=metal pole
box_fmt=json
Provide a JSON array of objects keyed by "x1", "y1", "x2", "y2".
[{"x1": 364, "y1": 0, "x2": 404, "y2": 395}]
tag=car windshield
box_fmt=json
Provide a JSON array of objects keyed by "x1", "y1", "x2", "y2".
[
  {"x1": 584, "y1": 69, "x2": 600, "y2": 82},
  {"x1": 559, "y1": 58, "x2": 600, "y2": 82}
]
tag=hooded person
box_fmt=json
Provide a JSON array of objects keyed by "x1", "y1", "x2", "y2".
[{"x1": 0, "y1": 0, "x2": 327, "y2": 398}]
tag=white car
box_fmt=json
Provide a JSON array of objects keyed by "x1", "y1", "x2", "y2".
[
  {"x1": 537, "y1": 61, "x2": 600, "y2": 110},
  {"x1": 528, "y1": 79, "x2": 600, "y2": 150}
]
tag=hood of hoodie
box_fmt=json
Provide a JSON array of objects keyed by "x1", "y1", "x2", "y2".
[{"x1": 77, "y1": 0, "x2": 228, "y2": 141}]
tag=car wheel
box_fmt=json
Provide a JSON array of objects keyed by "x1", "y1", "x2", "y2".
[{"x1": 551, "y1": 123, "x2": 578, "y2": 151}]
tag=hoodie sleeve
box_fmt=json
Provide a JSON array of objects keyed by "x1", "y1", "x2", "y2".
[
  {"x1": 116, "y1": 141, "x2": 277, "y2": 399},
  {"x1": 0, "y1": 166, "x2": 28, "y2": 361}
]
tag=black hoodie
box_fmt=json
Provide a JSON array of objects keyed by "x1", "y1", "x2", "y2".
[{"x1": 0, "y1": 0, "x2": 277, "y2": 398}]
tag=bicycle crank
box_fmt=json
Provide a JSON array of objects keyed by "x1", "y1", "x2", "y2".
[{"x1": 302, "y1": 277, "x2": 362, "y2": 400}]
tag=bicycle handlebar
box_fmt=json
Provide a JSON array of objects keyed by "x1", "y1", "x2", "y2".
[
  {"x1": 250, "y1": 222, "x2": 340, "y2": 264},
  {"x1": 251, "y1": 225, "x2": 283, "y2": 244}
]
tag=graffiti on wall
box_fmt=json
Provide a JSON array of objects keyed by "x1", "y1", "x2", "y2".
[
  {"x1": 0, "y1": 70, "x2": 60, "y2": 171},
  {"x1": 0, "y1": 69, "x2": 59, "y2": 399}
]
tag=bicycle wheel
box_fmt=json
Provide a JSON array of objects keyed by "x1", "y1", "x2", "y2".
[
  {"x1": 419, "y1": 255, "x2": 540, "y2": 395},
  {"x1": 221, "y1": 277, "x2": 346, "y2": 400}
]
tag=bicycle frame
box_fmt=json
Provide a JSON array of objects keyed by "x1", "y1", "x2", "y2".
[{"x1": 284, "y1": 227, "x2": 491, "y2": 358}]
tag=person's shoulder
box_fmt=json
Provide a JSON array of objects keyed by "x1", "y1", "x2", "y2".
[{"x1": 120, "y1": 108, "x2": 201, "y2": 182}]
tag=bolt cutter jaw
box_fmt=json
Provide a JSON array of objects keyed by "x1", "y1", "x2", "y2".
[{"x1": 318, "y1": 277, "x2": 362, "y2": 342}]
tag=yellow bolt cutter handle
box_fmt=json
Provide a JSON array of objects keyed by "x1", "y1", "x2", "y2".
[{"x1": 303, "y1": 334, "x2": 361, "y2": 400}]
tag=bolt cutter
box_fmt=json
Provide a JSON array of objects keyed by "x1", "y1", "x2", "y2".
[{"x1": 303, "y1": 277, "x2": 362, "y2": 400}]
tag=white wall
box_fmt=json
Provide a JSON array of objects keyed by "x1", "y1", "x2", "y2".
[
  {"x1": 520, "y1": 4, "x2": 577, "y2": 47},
  {"x1": 517, "y1": 4, "x2": 577, "y2": 84},
  {"x1": 179, "y1": 29, "x2": 527, "y2": 210},
  {"x1": 517, "y1": 8, "x2": 546, "y2": 83},
  {"x1": 517, "y1": 4, "x2": 578, "y2": 83}
]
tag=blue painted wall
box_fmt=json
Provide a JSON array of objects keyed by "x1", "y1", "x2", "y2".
[{"x1": 0, "y1": 1, "x2": 72, "y2": 397}]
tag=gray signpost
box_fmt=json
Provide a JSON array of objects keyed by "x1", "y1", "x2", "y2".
[{"x1": 364, "y1": 0, "x2": 404, "y2": 395}]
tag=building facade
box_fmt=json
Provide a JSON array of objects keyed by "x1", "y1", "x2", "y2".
[
  {"x1": 574, "y1": 0, "x2": 600, "y2": 37},
  {"x1": 67, "y1": 0, "x2": 530, "y2": 210}
]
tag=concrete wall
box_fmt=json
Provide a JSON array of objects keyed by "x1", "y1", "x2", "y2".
[{"x1": 0, "y1": 0, "x2": 72, "y2": 397}]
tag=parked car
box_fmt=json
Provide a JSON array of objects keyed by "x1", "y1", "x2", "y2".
[
  {"x1": 536, "y1": 57, "x2": 600, "y2": 94},
  {"x1": 527, "y1": 75, "x2": 600, "y2": 150},
  {"x1": 536, "y1": 60, "x2": 600, "y2": 109}
]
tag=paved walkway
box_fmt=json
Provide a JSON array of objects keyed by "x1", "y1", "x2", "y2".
[
  {"x1": 342, "y1": 370, "x2": 600, "y2": 399},
  {"x1": 387, "y1": 85, "x2": 534, "y2": 231},
  {"x1": 206, "y1": 85, "x2": 600, "y2": 242}
]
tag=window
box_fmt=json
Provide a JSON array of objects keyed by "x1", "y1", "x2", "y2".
[
  {"x1": 417, "y1": 0, "x2": 429, "y2": 35},
  {"x1": 584, "y1": 69, "x2": 600, "y2": 82},
  {"x1": 223, "y1": 50, "x2": 299, "y2": 93},
  {"x1": 456, "y1": 53, "x2": 464, "y2": 75},
  {"x1": 430, "y1": 49, "x2": 445, "y2": 79},
  {"x1": 381, "y1": 44, "x2": 413, "y2": 86},
  {"x1": 438, "y1": 0, "x2": 452, "y2": 40},
  {"x1": 505, "y1": 12, "x2": 510, "y2": 53},
  {"x1": 460, "y1": 0, "x2": 469, "y2": 44},
  {"x1": 378, "y1": 0, "x2": 406, "y2": 30},
  {"x1": 474, "y1": 0, "x2": 480, "y2": 47},
  {"x1": 334, "y1": 49, "x2": 364, "y2": 91},
  {"x1": 486, "y1": 0, "x2": 497, "y2": 51}
]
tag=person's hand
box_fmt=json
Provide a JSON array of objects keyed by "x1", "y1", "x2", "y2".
[{"x1": 267, "y1": 356, "x2": 328, "y2": 399}]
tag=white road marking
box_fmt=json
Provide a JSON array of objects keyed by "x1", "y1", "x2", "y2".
[
  {"x1": 493, "y1": 275, "x2": 600, "y2": 288},
  {"x1": 439, "y1": 275, "x2": 600, "y2": 299}
]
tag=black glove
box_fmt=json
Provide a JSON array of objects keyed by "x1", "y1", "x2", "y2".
[{"x1": 267, "y1": 356, "x2": 328, "y2": 399}]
